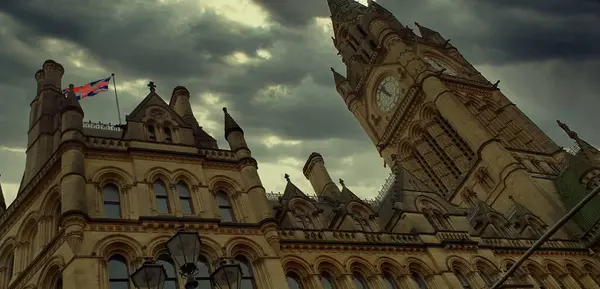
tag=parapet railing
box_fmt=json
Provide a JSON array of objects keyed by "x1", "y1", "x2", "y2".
[{"x1": 82, "y1": 120, "x2": 123, "y2": 131}]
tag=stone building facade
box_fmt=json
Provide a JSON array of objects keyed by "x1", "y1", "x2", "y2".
[{"x1": 1, "y1": 0, "x2": 600, "y2": 289}]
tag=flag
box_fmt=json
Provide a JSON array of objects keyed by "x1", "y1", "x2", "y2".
[{"x1": 62, "y1": 76, "x2": 112, "y2": 100}]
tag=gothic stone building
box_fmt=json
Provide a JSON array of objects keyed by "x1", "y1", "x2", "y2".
[{"x1": 2, "y1": 1, "x2": 600, "y2": 289}]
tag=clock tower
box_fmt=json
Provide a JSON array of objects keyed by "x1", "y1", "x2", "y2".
[{"x1": 328, "y1": 0, "x2": 576, "y2": 237}]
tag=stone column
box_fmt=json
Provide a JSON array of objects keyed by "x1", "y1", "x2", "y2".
[
  {"x1": 398, "y1": 274, "x2": 419, "y2": 289},
  {"x1": 560, "y1": 273, "x2": 584, "y2": 289},
  {"x1": 253, "y1": 258, "x2": 290, "y2": 289},
  {"x1": 62, "y1": 257, "x2": 101, "y2": 289},
  {"x1": 540, "y1": 273, "x2": 562, "y2": 289},
  {"x1": 191, "y1": 185, "x2": 205, "y2": 216},
  {"x1": 429, "y1": 274, "x2": 448, "y2": 289},
  {"x1": 339, "y1": 274, "x2": 358, "y2": 289},
  {"x1": 307, "y1": 274, "x2": 325, "y2": 289},
  {"x1": 468, "y1": 271, "x2": 488, "y2": 289},
  {"x1": 580, "y1": 274, "x2": 600, "y2": 289},
  {"x1": 123, "y1": 185, "x2": 135, "y2": 219},
  {"x1": 440, "y1": 272, "x2": 463, "y2": 289},
  {"x1": 368, "y1": 273, "x2": 387, "y2": 289}
]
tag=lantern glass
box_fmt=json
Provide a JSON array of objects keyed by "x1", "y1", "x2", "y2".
[
  {"x1": 131, "y1": 262, "x2": 166, "y2": 289},
  {"x1": 165, "y1": 228, "x2": 202, "y2": 275},
  {"x1": 210, "y1": 263, "x2": 242, "y2": 289}
]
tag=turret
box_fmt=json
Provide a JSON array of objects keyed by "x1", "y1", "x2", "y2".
[
  {"x1": 330, "y1": 68, "x2": 353, "y2": 101},
  {"x1": 59, "y1": 84, "x2": 87, "y2": 255},
  {"x1": 169, "y1": 86, "x2": 197, "y2": 127},
  {"x1": 222, "y1": 108, "x2": 272, "y2": 222},
  {"x1": 223, "y1": 107, "x2": 249, "y2": 155},
  {"x1": 414, "y1": 22, "x2": 447, "y2": 44},
  {"x1": 0, "y1": 180, "x2": 6, "y2": 215},
  {"x1": 302, "y1": 152, "x2": 341, "y2": 198},
  {"x1": 22, "y1": 60, "x2": 65, "y2": 190}
]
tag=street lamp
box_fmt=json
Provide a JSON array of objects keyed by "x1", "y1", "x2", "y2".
[{"x1": 130, "y1": 227, "x2": 242, "y2": 289}]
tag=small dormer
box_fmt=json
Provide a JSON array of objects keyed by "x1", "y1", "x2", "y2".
[
  {"x1": 346, "y1": 202, "x2": 378, "y2": 232},
  {"x1": 275, "y1": 174, "x2": 323, "y2": 230}
]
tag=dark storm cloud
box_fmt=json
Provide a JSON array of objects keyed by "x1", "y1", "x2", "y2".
[{"x1": 251, "y1": 0, "x2": 329, "y2": 27}]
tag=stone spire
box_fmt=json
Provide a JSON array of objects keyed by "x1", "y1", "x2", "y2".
[
  {"x1": 62, "y1": 84, "x2": 84, "y2": 115},
  {"x1": 327, "y1": 0, "x2": 367, "y2": 28},
  {"x1": 414, "y1": 22, "x2": 446, "y2": 44},
  {"x1": 557, "y1": 120, "x2": 600, "y2": 163},
  {"x1": 337, "y1": 178, "x2": 364, "y2": 204},
  {"x1": 0, "y1": 177, "x2": 6, "y2": 214},
  {"x1": 223, "y1": 107, "x2": 243, "y2": 140},
  {"x1": 281, "y1": 174, "x2": 310, "y2": 201}
]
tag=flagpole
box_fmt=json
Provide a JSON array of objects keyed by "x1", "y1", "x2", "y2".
[{"x1": 111, "y1": 73, "x2": 122, "y2": 125}]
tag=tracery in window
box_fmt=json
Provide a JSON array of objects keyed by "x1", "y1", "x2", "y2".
[
  {"x1": 293, "y1": 207, "x2": 315, "y2": 229},
  {"x1": 216, "y1": 192, "x2": 235, "y2": 222},
  {"x1": 153, "y1": 179, "x2": 170, "y2": 214},
  {"x1": 351, "y1": 208, "x2": 374, "y2": 232},
  {"x1": 175, "y1": 181, "x2": 193, "y2": 215},
  {"x1": 103, "y1": 184, "x2": 121, "y2": 218}
]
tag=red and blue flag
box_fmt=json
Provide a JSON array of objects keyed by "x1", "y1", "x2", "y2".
[{"x1": 62, "y1": 76, "x2": 112, "y2": 100}]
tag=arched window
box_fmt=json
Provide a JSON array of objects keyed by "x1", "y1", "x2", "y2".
[
  {"x1": 235, "y1": 256, "x2": 256, "y2": 289},
  {"x1": 148, "y1": 125, "x2": 156, "y2": 141},
  {"x1": 156, "y1": 255, "x2": 178, "y2": 289},
  {"x1": 7, "y1": 250, "x2": 15, "y2": 281},
  {"x1": 216, "y1": 192, "x2": 235, "y2": 222},
  {"x1": 107, "y1": 255, "x2": 130, "y2": 289},
  {"x1": 176, "y1": 181, "x2": 193, "y2": 215},
  {"x1": 475, "y1": 262, "x2": 499, "y2": 286},
  {"x1": 454, "y1": 270, "x2": 472, "y2": 289},
  {"x1": 293, "y1": 207, "x2": 315, "y2": 229},
  {"x1": 163, "y1": 127, "x2": 172, "y2": 143},
  {"x1": 53, "y1": 203, "x2": 62, "y2": 236},
  {"x1": 352, "y1": 271, "x2": 370, "y2": 289},
  {"x1": 382, "y1": 271, "x2": 398, "y2": 289},
  {"x1": 352, "y1": 209, "x2": 373, "y2": 232},
  {"x1": 411, "y1": 271, "x2": 429, "y2": 289},
  {"x1": 196, "y1": 256, "x2": 212, "y2": 288},
  {"x1": 320, "y1": 271, "x2": 336, "y2": 289},
  {"x1": 548, "y1": 265, "x2": 567, "y2": 289},
  {"x1": 153, "y1": 180, "x2": 170, "y2": 214},
  {"x1": 584, "y1": 264, "x2": 600, "y2": 286},
  {"x1": 103, "y1": 184, "x2": 121, "y2": 218},
  {"x1": 286, "y1": 272, "x2": 303, "y2": 289},
  {"x1": 54, "y1": 277, "x2": 63, "y2": 289}
]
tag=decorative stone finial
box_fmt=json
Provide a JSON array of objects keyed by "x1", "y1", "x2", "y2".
[
  {"x1": 330, "y1": 67, "x2": 335, "y2": 72},
  {"x1": 148, "y1": 81, "x2": 156, "y2": 92},
  {"x1": 284, "y1": 174, "x2": 290, "y2": 182},
  {"x1": 223, "y1": 107, "x2": 228, "y2": 113},
  {"x1": 69, "y1": 84, "x2": 74, "y2": 89},
  {"x1": 339, "y1": 178, "x2": 345, "y2": 187},
  {"x1": 557, "y1": 120, "x2": 578, "y2": 140}
]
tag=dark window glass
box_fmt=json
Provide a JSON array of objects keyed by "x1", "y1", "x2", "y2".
[
  {"x1": 196, "y1": 256, "x2": 212, "y2": 288},
  {"x1": 55, "y1": 278, "x2": 63, "y2": 289},
  {"x1": 216, "y1": 192, "x2": 235, "y2": 222},
  {"x1": 176, "y1": 181, "x2": 193, "y2": 214},
  {"x1": 383, "y1": 272, "x2": 397, "y2": 289},
  {"x1": 148, "y1": 125, "x2": 156, "y2": 141},
  {"x1": 353, "y1": 272, "x2": 369, "y2": 289},
  {"x1": 235, "y1": 256, "x2": 255, "y2": 289},
  {"x1": 108, "y1": 255, "x2": 130, "y2": 289},
  {"x1": 412, "y1": 271, "x2": 429, "y2": 289},
  {"x1": 286, "y1": 272, "x2": 302, "y2": 289},
  {"x1": 7, "y1": 251, "x2": 14, "y2": 279},
  {"x1": 321, "y1": 272, "x2": 336, "y2": 289},
  {"x1": 156, "y1": 255, "x2": 178, "y2": 289},
  {"x1": 153, "y1": 180, "x2": 170, "y2": 213},
  {"x1": 455, "y1": 271, "x2": 471, "y2": 289},
  {"x1": 164, "y1": 127, "x2": 172, "y2": 143},
  {"x1": 103, "y1": 184, "x2": 121, "y2": 218}
]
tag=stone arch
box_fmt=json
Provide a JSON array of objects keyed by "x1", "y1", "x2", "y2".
[
  {"x1": 17, "y1": 211, "x2": 40, "y2": 241},
  {"x1": 376, "y1": 257, "x2": 405, "y2": 276},
  {"x1": 408, "y1": 122, "x2": 424, "y2": 141},
  {"x1": 398, "y1": 140, "x2": 413, "y2": 160},
  {"x1": 524, "y1": 260, "x2": 547, "y2": 278},
  {"x1": 314, "y1": 255, "x2": 345, "y2": 276},
  {"x1": 472, "y1": 256, "x2": 500, "y2": 285},
  {"x1": 172, "y1": 169, "x2": 201, "y2": 187},
  {"x1": 447, "y1": 255, "x2": 474, "y2": 272},
  {"x1": 224, "y1": 237, "x2": 265, "y2": 261},
  {"x1": 207, "y1": 175, "x2": 244, "y2": 193},
  {"x1": 419, "y1": 103, "x2": 438, "y2": 124},
  {"x1": 92, "y1": 234, "x2": 144, "y2": 261},
  {"x1": 544, "y1": 260, "x2": 566, "y2": 274},
  {"x1": 0, "y1": 237, "x2": 16, "y2": 267},
  {"x1": 282, "y1": 255, "x2": 314, "y2": 279},
  {"x1": 345, "y1": 256, "x2": 376, "y2": 276},
  {"x1": 40, "y1": 186, "x2": 61, "y2": 216},
  {"x1": 347, "y1": 201, "x2": 374, "y2": 217},
  {"x1": 145, "y1": 167, "x2": 173, "y2": 184},
  {"x1": 471, "y1": 256, "x2": 499, "y2": 271},
  {"x1": 415, "y1": 196, "x2": 448, "y2": 213},
  {"x1": 146, "y1": 234, "x2": 222, "y2": 263},
  {"x1": 91, "y1": 166, "x2": 135, "y2": 187},
  {"x1": 406, "y1": 257, "x2": 435, "y2": 277},
  {"x1": 580, "y1": 168, "x2": 600, "y2": 190},
  {"x1": 37, "y1": 256, "x2": 65, "y2": 289},
  {"x1": 288, "y1": 198, "x2": 319, "y2": 214}
]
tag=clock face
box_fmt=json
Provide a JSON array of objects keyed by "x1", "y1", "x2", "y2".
[
  {"x1": 376, "y1": 75, "x2": 404, "y2": 113},
  {"x1": 423, "y1": 56, "x2": 457, "y2": 76}
]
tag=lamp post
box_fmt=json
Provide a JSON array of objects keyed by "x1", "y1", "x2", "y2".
[{"x1": 130, "y1": 227, "x2": 242, "y2": 289}]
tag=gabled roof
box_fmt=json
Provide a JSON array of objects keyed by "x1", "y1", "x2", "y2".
[{"x1": 125, "y1": 88, "x2": 188, "y2": 126}]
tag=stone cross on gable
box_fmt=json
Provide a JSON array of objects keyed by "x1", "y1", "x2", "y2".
[{"x1": 148, "y1": 81, "x2": 156, "y2": 92}]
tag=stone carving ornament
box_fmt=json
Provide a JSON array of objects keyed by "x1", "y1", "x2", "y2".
[{"x1": 150, "y1": 108, "x2": 167, "y2": 119}]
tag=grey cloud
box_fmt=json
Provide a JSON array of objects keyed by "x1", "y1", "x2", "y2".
[{"x1": 250, "y1": 0, "x2": 329, "y2": 27}]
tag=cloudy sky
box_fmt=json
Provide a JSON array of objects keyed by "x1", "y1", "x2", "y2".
[{"x1": 0, "y1": 0, "x2": 599, "y2": 206}]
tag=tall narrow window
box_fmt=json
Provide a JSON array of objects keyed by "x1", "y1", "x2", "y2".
[
  {"x1": 383, "y1": 271, "x2": 398, "y2": 289},
  {"x1": 235, "y1": 256, "x2": 256, "y2": 289},
  {"x1": 321, "y1": 272, "x2": 336, "y2": 289},
  {"x1": 156, "y1": 255, "x2": 178, "y2": 289},
  {"x1": 103, "y1": 184, "x2": 121, "y2": 218},
  {"x1": 353, "y1": 217, "x2": 373, "y2": 232},
  {"x1": 411, "y1": 271, "x2": 429, "y2": 289},
  {"x1": 53, "y1": 204, "x2": 62, "y2": 236},
  {"x1": 353, "y1": 272, "x2": 370, "y2": 289},
  {"x1": 6, "y1": 251, "x2": 14, "y2": 282},
  {"x1": 294, "y1": 208, "x2": 315, "y2": 229},
  {"x1": 54, "y1": 278, "x2": 63, "y2": 289},
  {"x1": 153, "y1": 180, "x2": 170, "y2": 213},
  {"x1": 163, "y1": 127, "x2": 172, "y2": 143},
  {"x1": 196, "y1": 256, "x2": 212, "y2": 288},
  {"x1": 286, "y1": 272, "x2": 303, "y2": 289},
  {"x1": 454, "y1": 270, "x2": 472, "y2": 289},
  {"x1": 107, "y1": 255, "x2": 130, "y2": 289},
  {"x1": 176, "y1": 181, "x2": 193, "y2": 215},
  {"x1": 148, "y1": 125, "x2": 156, "y2": 141},
  {"x1": 216, "y1": 192, "x2": 235, "y2": 222}
]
